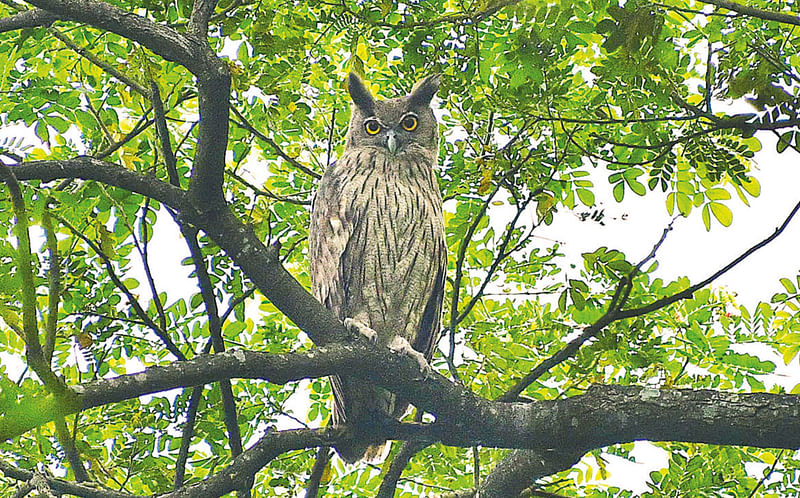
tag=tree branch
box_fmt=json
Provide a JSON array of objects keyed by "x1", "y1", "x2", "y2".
[
  {"x1": 697, "y1": 0, "x2": 800, "y2": 26},
  {"x1": 303, "y1": 446, "x2": 332, "y2": 498},
  {"x1": 23, "y1": 0, "x2": 201, "y2": 71},
  {"x1": 376, "y1": 439, "x2": 431, "y2": 498},
  {"x1": 498, "y1": 198, "x2": 798, "y2": 401},
  {"x1": 0, "y1": 460, "x2": 138, "y2": 498},
  {"x1": 188, "y1": 0, "x2": 217, "y2": 35},
  {"x1": 4, "y1": 345, "x2": 800, "y2": 458},
  {"x1": 0, "y1": 7, "x2": 58, "y2": 32},
  {"x1": 441, "y1": 449, "x2": 583, "y2": 498}
]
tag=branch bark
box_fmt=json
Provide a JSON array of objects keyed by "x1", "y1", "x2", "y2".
[
  {"x1": 4, "y1": 345, "x2": 800, "y2": 456},
  {"x1": 697, "y1": 0, "x2": 800, "y2": 26},
  {"x1": 0, "y1": 7, "x2": 58, "y2": 32}
]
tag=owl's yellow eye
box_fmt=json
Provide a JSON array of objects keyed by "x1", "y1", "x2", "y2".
[
  {"x1": 401, "y1": 115, "x2": 418, "y2": 131},
  {"x1": 365, "y1": 120, "x2": 381, "y2": 135}
]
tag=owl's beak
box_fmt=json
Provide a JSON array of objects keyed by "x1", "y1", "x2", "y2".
[{"x1": 386, "y1": 130, "x2": 397, "y2": 155}]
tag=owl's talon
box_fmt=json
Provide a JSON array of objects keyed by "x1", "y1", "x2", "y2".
[
  {"x1": 388, "y1": 335, "x2": 432, "y2": 377},
  {"x1": 344, "y1": 318, "x2": 378, "y2": 344}
]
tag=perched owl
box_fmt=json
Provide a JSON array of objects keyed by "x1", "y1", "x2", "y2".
[{"x1": 309, "y1": 72, "x2": 446, "y2": 463}]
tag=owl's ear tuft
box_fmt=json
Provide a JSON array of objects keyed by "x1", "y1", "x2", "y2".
[
  {"x1": 348, "y1": 72, "x2": 376, "y2": 115},
  {"x1": 408, "y1": 74, "x2": 441, "y2": 107}
]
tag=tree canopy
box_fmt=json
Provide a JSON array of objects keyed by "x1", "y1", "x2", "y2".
[{"x1": 1, "y1": 0, "x2": 800, "y2": 496}]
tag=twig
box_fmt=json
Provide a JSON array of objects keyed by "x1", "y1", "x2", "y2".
[
  {"x1": 50, "y1": 28, "x2": 148, "y2": 95},
  {"x1": 174, "y1": 385, "x2": 204, "y2": 489},
  {"x1": 56, "y1": 214, "x2": 185, "y2": 360},
  {"x1": 618, "y1": 198, "x2": 800, "y2": 321},
  {"x1": 303, "y1": 446, "x2": 331, "y2": 498},
  {"x1": 227, "y1": 170, "x2": 311, "y2": 205},
  {"x1": 497, "y1": 220, "x2": 675, "y2": 402},
  {"x1": 747, "y1": 449, "x2": 785, "y2": 498},
  {"x1": 230, "y1": 106, "x2": 321, "y2": 179}
]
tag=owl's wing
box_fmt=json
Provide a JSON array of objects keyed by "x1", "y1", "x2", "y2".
[
  {"x1": 412, "y1": 240, "x2": 447, "y2": 362},
  {"x1": 309, "y1": 174, "x2": 352, "y2": 316},
  {"x1": 309, "y1": 169, "x2": 352, "y2": 425}
]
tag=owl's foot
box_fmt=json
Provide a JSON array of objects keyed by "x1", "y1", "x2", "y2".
[
  {"x1": 344, "y1": 318, "x2": 378, "y2": 344},
  {"x1": 388, "y1": 335, "x2": 431, "y2": 377}
]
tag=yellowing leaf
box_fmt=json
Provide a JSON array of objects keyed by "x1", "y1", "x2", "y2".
[
  {"x1": 742, "y1": 177, "x2": 760, "y2": 197},
  {"x1": 0, "y1": 303, "x2": 21, "y2": 333},
  {"x1": 356, "y1": 42, "x2": 368, "y2": 62},
  {"x1": 97, "y1": 224, "x2": 117, "y2": 258},
  {"x1": 709, "y1": 201, "x2": 732, "y2": 226},
  {"x1": 478, "y1": 163, "x2": 493, "y2": 194}
]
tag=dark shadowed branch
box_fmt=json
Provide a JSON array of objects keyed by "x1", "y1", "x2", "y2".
[
  {"x1": 303, "y1": 446, "x2": 332, "y2": 498},
  {"x1": 376, "y1": 439, "x2": 431, "y2": 498}
]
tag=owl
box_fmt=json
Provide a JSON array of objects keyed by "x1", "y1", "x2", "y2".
[{"x1": 309, "y1": 72, "x2": 447, "y2": 463}]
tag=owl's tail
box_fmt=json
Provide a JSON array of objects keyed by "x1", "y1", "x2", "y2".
[
  {"x1": 363, "y1": 442, "x2": 389, "y2": 462},
  {"x1": 334, "y1": 440, "x2": 388, "y2": 464}
]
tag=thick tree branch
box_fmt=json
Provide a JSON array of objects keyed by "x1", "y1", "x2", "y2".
[
  {"x1": 22, "y1": 0, "x2": 230, "y2": 205},
  {"x1": 161, "y1": 428, "x2": 344, "y2": 498},
  {"x1": 0, "y1": 461, "x2": 138, "y2": 498},
  {"x1": 442, "y1": 449, "x2": 583, "y2": 498},
  {"x1": 173, "y1": 385, "x2": 204, "y2": 490},
  {"x1": 188, "y1": 0, "x2": 216, "y2": 35},
  {"x1": 4, "y1": 345, "x2": 800, "y2": 458},
  {"x1": 303, "y1": 447, "x2": 332, "y2": 498},
  {"x1": 11, "y1": 158, "x2": 192, "y2": 211},
  {"x1": 697, "y1": 0, "x2": 800, "y2": 26},
  {"x1": 23, "y1": 0, "x2": 200, "y2": 71},
  {"x1": 0, "y1": 7, "x2": 58, "y2": 32},
  {"x1": 376, "y1": 439, "x2": 431, "y2": 498}
]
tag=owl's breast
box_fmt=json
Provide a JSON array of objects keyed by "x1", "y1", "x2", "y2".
[
  {"x1": 334, "y1": 148, "x2": 443, "y2": 237},
  {"x1": 324, "y1": 148, "x2": 445, "y2": 336}
]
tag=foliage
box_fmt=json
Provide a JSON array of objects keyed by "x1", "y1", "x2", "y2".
[{"x1": 0, "y1": 0, "x2": 799, "y2": 496}]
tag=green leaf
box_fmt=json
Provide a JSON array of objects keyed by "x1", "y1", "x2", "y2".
[
  {"x1": 709, "y1": 202, "x2": 732, "y2": 227},
  {"x1": 702, "y1": 203, "x2": 711, "y2": 230},
  {"x1": 576, "y1": 188, "x2": 595, "y2": 207},
  {"x1": 780, "y1": 278, "x2": 797, "y2": 294},
  {"x1": 777, "y1": 131, "x2": 793, "y2": 153},
  {"x1": 613, "y1": 182, "x2": 625, "y2": 202},
  {"x1": 705, "y1": 188, "x2": 730, "y2": 201}
]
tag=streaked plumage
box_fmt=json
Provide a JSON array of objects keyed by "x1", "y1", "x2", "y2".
[{"x1": 309, "y1": 73, "x2": 446, "y2": 462}]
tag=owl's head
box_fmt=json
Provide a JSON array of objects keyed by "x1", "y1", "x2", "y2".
[{"x1": 345, "y1": 72, "x2": 440, "y2": 156}]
